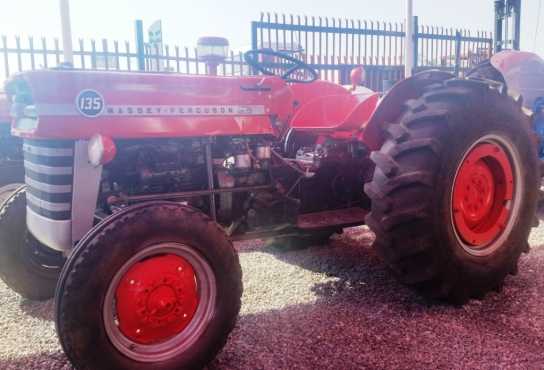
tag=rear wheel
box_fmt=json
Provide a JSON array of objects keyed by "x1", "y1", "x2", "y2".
[
  {"x1": 55, "y1": 202, "x2": 242, "y2": 370},
  {"x1": 0, "y1": 185, "x2": 65, "y2": 300},
  {"x1": 365, "y1": 79, "x2": 539, "y2": 303}
]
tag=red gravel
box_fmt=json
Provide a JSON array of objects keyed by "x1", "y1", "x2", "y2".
[{"x1": 1, "y1": 226, "x2": 543, "y2": 370}]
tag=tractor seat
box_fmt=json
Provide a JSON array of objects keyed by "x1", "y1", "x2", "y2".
[{"x1": 290, "y1": 92, "x2": 380, "y2": 132}]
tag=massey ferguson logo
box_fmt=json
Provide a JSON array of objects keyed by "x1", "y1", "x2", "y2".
[
  {"x1": 76, "y1": 90, "x2": 105, "y2": 117},
  {"x1": 101, "y1": 105, "x2": 266, "y2": 117}
]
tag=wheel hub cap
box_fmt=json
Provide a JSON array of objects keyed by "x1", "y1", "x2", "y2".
[
  {"x1": 115, "y1": 254, "x2": 199, "y2": 345},
  {"x1": 452, "y1": 142, "x2": 514, "y2": 247}
]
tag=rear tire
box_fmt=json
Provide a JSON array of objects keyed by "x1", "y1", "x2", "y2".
[
  {"x1": 0, "y1": 186, "x2": 65, "y2": 300},
  {"x1": 365, "y1": 79, "x2": 539, "y2": 303},
  {"x1": 55, "y1": 202, "x2": 242, "y2": 370}
]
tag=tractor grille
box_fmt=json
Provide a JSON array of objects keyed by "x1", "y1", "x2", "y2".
[{"x1": 23, "y1": 139, "x2": 74, "y2": 221}]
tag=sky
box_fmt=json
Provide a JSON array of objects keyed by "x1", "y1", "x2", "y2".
[
  {"x1": 0, "y1": 0, "x2": 542, "y2": 52},
  {"x1": 0, "y1": 0, "x2": 542, "y2": 81}
]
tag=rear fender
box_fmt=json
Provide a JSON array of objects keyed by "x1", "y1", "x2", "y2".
[
  {"x1": 490, "y1": 50, "x2": 544, "y2": 109},
  {"x1": 290, "y1": 93, "x2": 378, "y2": 131},
  {"x1": 362, "y1": 70, "x2": 454, "y2": 150}
]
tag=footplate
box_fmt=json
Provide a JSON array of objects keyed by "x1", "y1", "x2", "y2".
[{"x1": 297, "y1": 207, "x2": 368, "y2": 230}]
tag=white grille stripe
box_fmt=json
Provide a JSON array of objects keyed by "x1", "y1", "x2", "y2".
[
  {"x1": 24, "y1": 161, "x2": 73, "y2": 175},
  {"x1": 23, "y1": 144, "x2": 74, "y2": 157},
  {"x1": 26, "y1": 192, "x2": 71, "y2": 212},
  {"x1": 25, "y1": 176, "x2": 73, "y2": 193}
]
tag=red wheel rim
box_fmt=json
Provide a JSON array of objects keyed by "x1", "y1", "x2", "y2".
[
  {"x1": 452, "y1": 142, "x2": 515, "y2": 248},
  {"x1": 115, "y1": 254, "x2": 199, "y2": 345}
]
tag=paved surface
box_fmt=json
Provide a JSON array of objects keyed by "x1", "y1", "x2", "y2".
[{"x1": 0, "y1": 226, "x2": 543, "y2": 370}]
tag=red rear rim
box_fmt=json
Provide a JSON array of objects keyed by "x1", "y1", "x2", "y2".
[
  {"x1": 452, "y1": 142, "x2": 515, "y2": 248},
  {"x1": 115, "y1": 254, "x2": 199, "y2": 345}
]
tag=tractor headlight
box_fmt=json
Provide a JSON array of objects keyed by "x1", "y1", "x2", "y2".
[{"x1": 88, "y1": 134, "x2": 116, "y2": 167}]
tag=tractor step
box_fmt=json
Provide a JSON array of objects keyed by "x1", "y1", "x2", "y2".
[{"x1": 297, "y1": 207, "x2": 368, "y2": 230}]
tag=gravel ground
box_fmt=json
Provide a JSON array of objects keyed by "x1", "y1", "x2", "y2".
[{"x1": 1, "y1": 226, "x2": 544, "y2": 370}]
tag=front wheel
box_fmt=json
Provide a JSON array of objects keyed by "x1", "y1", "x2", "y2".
[
  {"x1": 365, "y1": 79, "x2": 539, "y2": 303},
  {"x1": 55, "y1": 202, "x2": 242, "y2": 370}
]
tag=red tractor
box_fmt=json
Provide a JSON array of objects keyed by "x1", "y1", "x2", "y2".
[{"x1": 1, "y1": 49, "x2": 539, "y2": 369}]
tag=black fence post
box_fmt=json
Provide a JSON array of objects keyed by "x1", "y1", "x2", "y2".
[
  {"x1": 135, "y1": 20, "x2": 145, "y2": 71},
  {"x1": 454, "y1": 30, "x2": 462, "y2": 77},
  {"x1": 249, "y1": 21, "x2": 258, "y2": 75},
  {"x1": 251, "y1": 21, "x2": 258, "y2": 50}
]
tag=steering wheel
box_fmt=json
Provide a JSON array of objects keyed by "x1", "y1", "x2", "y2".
[{"x1": 244, "y1": 49, "x2": 318, "y2": 83}]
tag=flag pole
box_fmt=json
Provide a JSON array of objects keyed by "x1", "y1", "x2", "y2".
[
  {"x1": 405, "y1": 0, "x2": 414, "y2": 77},
  {"x1": 59, "y1": 0, "x2": 74, "y2": 65}
]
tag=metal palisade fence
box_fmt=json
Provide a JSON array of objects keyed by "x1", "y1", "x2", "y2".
[
  {"x1": 251, "y1": 13, "x2": 493, "y2": 91},
  {"x1": 0, "y1": 35, "x2": 248, "y2": 81},
  {"x1": 1, "y1": 12, "x2": 493, "y2": 92}
]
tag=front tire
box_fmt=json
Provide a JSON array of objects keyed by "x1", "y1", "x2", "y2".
[
  {"x1": 0, "y1": 186, "x2": 65, "y2": 300},
  {"x1": 365, "y1": 79, "x2": 539, "y2": 303},
  {"x1": 55, "y1": 202, "x2": 242, "y2": 370}
]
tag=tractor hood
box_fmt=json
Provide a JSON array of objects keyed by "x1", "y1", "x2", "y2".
[
  {"x1": 6, "y1": 69, "x2": 294, "y2": 140},
  {"x1": 491, "y1": 50, "x2": 544, "y2": 109}
]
